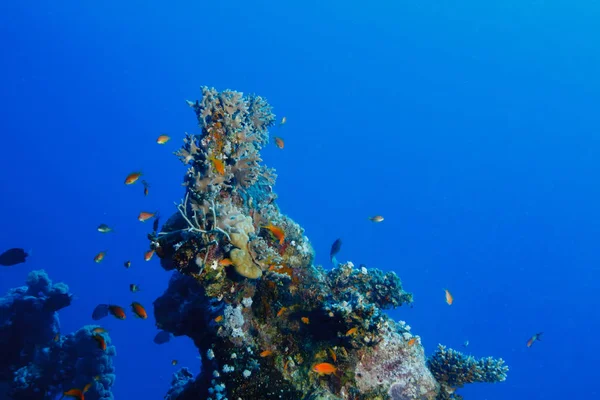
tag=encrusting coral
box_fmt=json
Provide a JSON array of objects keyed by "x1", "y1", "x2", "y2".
[
  {"x1": 0, "y1": 270, "x2": 115, "y2": 399},
  {"x1": 151, "y1": 86, "x2": 508, "y2": 399}
]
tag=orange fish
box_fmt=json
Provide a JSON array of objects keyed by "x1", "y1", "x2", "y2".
[
  {"x1": 263, "y1": 224, "x2": 285, "y2": 245},
  {"x1": 260, "y1": 350, "x2": 273, "y2": 357},
  {"x1": 274, "y1": 136, "x2": 284, "y2": 149},
  {"x1": 214, "y1": 315, "x2": 223, "y2": 323},
  {"x1": 53, "y1": 333, "x2": 60, "y2": 342},
  {"x1": 142, "y1": 180, "x2": 150, "y2": 196},
  {"x1": 124, "y1": 171, "x2": 142, "y2": 185},
  {"x1": 312, "y1": 362, "x2": 337, "y2": 375},
  {"x1": 144, "y1": 249, "x2": 155, "y2": 261},
  {"x1": 83, "y1": 382, "x2": 92, "y2": 393},
  {"x1": 345, "y1": 327, "x2": 358, "y2": 336},
  {"x1": 62, "y1": 388, "x2": 84, "y2": 400},
  {"x1": 92, "y1": 327, "x2": 107, "y2": 334},
  {"x1": 408, "y1": 338, "x2": 417, "y2": 346},
  {"x1": 108, "y1": 305, "x2": 126, "y2": 320},
  {"x1": 93, "y1": 334, "x2": 106, "y2": 351},
  {"x1": 157, "y1": 134, "x2": 171, "y2": 144},
  {"x1": 131, "y1": 302, "x2": 148, "y2": 319},
  {"x1": 219, "y1": 258, "x2": 233, "y2": 266},
  {"x1": 277, "y1": 307, "x2": 287, "y2": 317},
  {"x1": 526, "y1": 332, "x2": 543, "y2": 348},
  {"x1": 328, "y1": 348, "x2": 337, "y2": 363},
  {"x1": 301, "y1": 317, "x2": 310, "y2": 324},
  {"x1": 209, "y1": 156, "x2": 225, "y2": 175},
  {"x1": 93, "y1": 251, "x2": 106, "y2": 263},
  {"x1": 138, "y1": 211, "x2": 156, "y2": 222},
  {"x1": 444, "y1": 289, "x2": 453, "y2": 305}
]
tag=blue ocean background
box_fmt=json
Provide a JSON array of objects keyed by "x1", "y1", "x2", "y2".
[{"x1": 1, "y1": 1, "x2": 598, "y2": 398}]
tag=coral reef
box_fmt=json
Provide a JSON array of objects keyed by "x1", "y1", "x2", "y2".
[
  {"x1": 0, "y1": 270, "x2": 115, "y2": 399},
  {"x1": 427, "y1": 345, "x2": 508, "y2": 400},
  {"x1": 152, "y1": 87, "x2": 507, "y2": 399}
]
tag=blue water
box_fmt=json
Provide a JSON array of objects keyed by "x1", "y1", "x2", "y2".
[{"x1": 1, "y1": 1, "x2": 599, "y2": 398}]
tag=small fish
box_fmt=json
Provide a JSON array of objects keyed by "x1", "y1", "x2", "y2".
[
  {"x1": 62, "y1": 388, "x2": 84, "y2": 400},
  {"x1": 407, "y1": 338, "x2": 417, "y2": 346},
  {"x1": 274, "y1": 136, "x2": 284, "y2": 149},
  {"x1": 97, "y1": 224, "x2": 113, "y2": 233},
  {"x1": 301, "y1": 317, "x2": 310, "y2": 324},
  {"x1": 345, "y1": 327, "x2": 358, "y2": 336},
  {"x1": 53, "y1": 333, "x2": 60, "y2": 342},
  {"x1": 144, "y1": 249, "x2": 155, "y2": 261},
  {"x1": 142, "y1": 180, "x2": 150, "y2": 196},
  {"x1": 108, "y1": 305, "x2": 126, "y2": 320},
  {"x1": 0, "y1": 248, "x2": 28, "y2": 266},
  {"x1": 171, "y1": 359, "x2": 178, "y2": 365},
  {"x1": 219, "y1": 258, "x2": 233, "y2": 266},
  {"x1": 526, "y1": 332, "x2": 543, "y2": 348},
  {"x1": 210, "y1": 156, "x2": 225, "y2": 175},
  {"x1": 94, "y1": 251, "x2": 106, "y2": 263},
  {"x1": 93, "y1": 334, "x2": 107, "y2": 351},
  {"x1": 131, "y1": 302, "x2": 148, "y2": 319},
  {"x1": 153, "y1": 330, "x2": 171, "y2": 344},
  {"x1": 92, "y1": 304, "x2": 110, "y2": 321},
  {"x1": 138, "y1": 211, "x2": 156, "y2": 222},
  {"x1": 130, "y1": 284, "x2": 140, "y2": 293},
  {"x1": 444, "y1": 289, "x2": 453, "y2": 305},
  {"x1": 124, "y1": 260, "x2": 131, "y2": 268},
  {"x1": 463, "y1": 340, "x2": 469, "y2": 348},
  {"x1": 312, "y1": 362, "x2": 337, "y2": 375},
  {"x1": 263, "y1": 224, "x2": 285, "y2": 245},
  {"x1": 328, "y1": 348, "x2": 337, "y2": 363},
  {"x1": 277, "y1": 307, "x2": 287, "y2": 317},
  {"x1": 330, "y1": 239, "x2": 342, "y2": 263},
  {"x1": 124, "y1": 171, "x2": 143, "y2": 185},
  {"x1": 214, "y1": 315, "x2": 223, "y2": 323},
  {"x1": 368, "y1": 215, "x2": 384, "y2": 223},
  {"x1": 280, "y1": 116, "x2": 287, "y2": 125},
  {"x1": 83, "y1": 382, "x2": 93, "y2": 393},
  {"x1": 157, "y1": 134, "x2": 171, "y2": 144},
  {"x1": 260, "y1": 350, "x2": 273, "y2": 357}
]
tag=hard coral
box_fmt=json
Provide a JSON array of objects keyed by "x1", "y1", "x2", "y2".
[
  {"x1": 154, "y1": 87, "x2": 507, "y2": 400},
  {"x1": 0, "y1": 270, "x2": 115, "y2": 400}
]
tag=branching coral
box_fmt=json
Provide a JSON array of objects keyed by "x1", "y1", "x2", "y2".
[
  {"x1": 153, "y1": 87, "x2": 507, "y2": 400},
  {"x1": 0, "y1": 270, "x2": 115, "y2": 399}
]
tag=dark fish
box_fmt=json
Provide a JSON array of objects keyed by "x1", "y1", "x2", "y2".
[
  {"x1": 330, "y1": 239, "x2": 342, "y2": 263},
  {"x1": 92, "y1": 304, "x2": 110, "y2": 321},
  {"x1": 153, "y1": 214, "x2": 160, "y2": 233},
  {"x1": 0, "y1": 248, "x2": 28, "y2": 266},
  {"x1": 154, "y1": 330, "x2": 171, "y2": 344},
  {"x1": 527, "y1": 332, "x2": 543, "y2": 348}
]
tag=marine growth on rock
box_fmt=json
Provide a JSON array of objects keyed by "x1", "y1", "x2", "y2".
[{"x1": 152, "y1": 87, "x2": 508, "y2": 400}]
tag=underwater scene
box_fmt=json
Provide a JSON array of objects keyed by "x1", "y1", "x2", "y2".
[{"x1": 1, "y1": 1, "x2": 598, "y2": 399}]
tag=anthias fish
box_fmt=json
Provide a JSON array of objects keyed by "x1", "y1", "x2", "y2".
[
  {"x1": 124, "y1": 171, "x2": 142, "y2": 185},
  {"x1": 444, "y1": 289, "x2": 453, "y2": 305},
  {"x1": 274, "y1": 136, "x2": 284, "y2": 149},
  {"x1": 0, "y1": 248, "x2": 28, "y2": 266},
  {"x1": 97, "y1": 224, "x2": 113, "y2": 233},
  {"x1": 330, "y1": 239, "x2": 342, "y2": 263},
  {"x1": 527, "y1": 332, "x2": 543, "y2": 348},
  {"x1": 153, "y1": 330, "x2": 171, "y2": 344},
  {"x1": 157, "y1": 134, "x2": 171, "y2": 144},
  {"x1": 368, "y1": 215, "x2": 384, "y2": 222},
  {"x1": 131, "y1": 302, "x2": 147, "y2": 319}
]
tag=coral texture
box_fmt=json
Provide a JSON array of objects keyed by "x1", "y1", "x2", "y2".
[
  {"x1": 0, "y1": 270, "x2": 115, "y2": 399},
  {"x1": 152, "y1": 87, "x2": 507, "y2": 400},
  {"x1": 427, "y1": 345, "x2": 508, "y2": 400}
]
